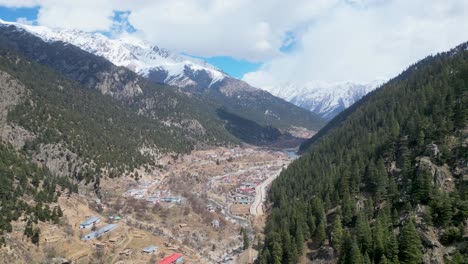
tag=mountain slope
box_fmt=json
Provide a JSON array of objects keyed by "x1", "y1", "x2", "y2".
[
  {"x1": 256, "y1": 80, "x2": 381, "y2": 120},
  {"x1": 0, "y1": 48, "x2": 203, "y2": 180},
  {"x1": 0, "y1": 23, "x2": 316, "y2": 147},
  {"x1": 261, "y1": 42, "x2": 467, "y2": 263},
  {"x1": 1, "y1": 20, "x2": 325, "y2": 135}
]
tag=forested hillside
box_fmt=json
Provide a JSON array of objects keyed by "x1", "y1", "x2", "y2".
[
  {"x1": 0, "y1": 143, "x2": 77, "y2": 246},
  {"x1": 260, "y1": 43, "x2": 468, "y2": 263},
  {"x1": 0, "y1": 49, "x2": 203, "y2": 180}
]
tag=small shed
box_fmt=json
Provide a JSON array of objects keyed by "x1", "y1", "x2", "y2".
[
  {"x1": 142, "y1": 245, "x2": 158, "y2": 254},
  {"x1": 80, "y1": 216, "x2": 100, "y2": 229},
  {"x1": 211, "y1": 219, "x2": 220, "y2": 229}
]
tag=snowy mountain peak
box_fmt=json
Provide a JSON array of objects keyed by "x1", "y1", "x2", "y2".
[
  {"x1": 256, "y1": 80, "x2": 383, "y2": 120},
  {"x1": 0, "y1": 19, "x2": 227, "y2": 88}
]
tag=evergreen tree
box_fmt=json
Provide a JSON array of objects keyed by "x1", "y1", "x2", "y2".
[
  {"x1": 331, "y1": 214, "x2": 344, "y2": 253},
  {"x1": 316, "y1": 221, "x2": 326, "y2": 245},
  {"x1": 271, "y1": 241, "x2": 283, "y2": 264},
  {"x1": 387, "y1": 232, "x2": 399, "y2": 264},
  {"x1": 242, "y1": 228, "x2": 250, "y2": 250},
  {"x1": 398, "y1": 221, "x2": 422, "y2": 264},
  {"x1": 356, "y1": 212, "x2": 372, "y2": 254}
]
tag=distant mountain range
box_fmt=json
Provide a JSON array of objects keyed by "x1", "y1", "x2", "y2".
[{"x1": 257, "y1": 80, "x2": 382, "y2": 120}]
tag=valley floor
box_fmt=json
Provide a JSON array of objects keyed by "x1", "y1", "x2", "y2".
[{"x1": 0, "y1": 146, "x2": 295, "y2": 264}]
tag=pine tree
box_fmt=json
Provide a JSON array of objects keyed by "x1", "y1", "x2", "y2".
[
  {"x1": 242, "y1": 228, "x2": 249, "y2": 250},
  {"x1": 316, "y1": 221, "x2": 326, "y2": 245},
  {"x1": 398, "y1": 221, "x2": 422, "y2": 264},
  {"x1": 356, "y1": 212, "x2": 372, "y2": 254},
  {"x1": 295, "y1": 222, "x2": 305, "y2": 254},
  {"x1": 387, "y1": 232, "x2": 399, "y2": 264},
  {"x1": 331, "y1": 214, "x2": 344, "y2": 253},
  {"x1": 379, "y1": 255, "x2": 389, "y2": 264},
  {"x1": 412, "y1": 168, "x2": 433, "y2": 204},
  {"x1": 260, "y1": 248, "x2": 271, "y2": 264},
  {"x1": 271, "y1": 241, "x2": 283, "y2": 264},
  {"x1": 364, "y1": 252, "x2": 372, "y2": 264},
  {"x1": 348, "y1": 239, "x2": 363, "y2": 264}
]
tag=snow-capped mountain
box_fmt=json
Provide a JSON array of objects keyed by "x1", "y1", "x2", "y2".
[
  {"x1": 257, "y1": 81, "x2": 382, "y2": 120},
  {"x1": 0, "y1": 19, "x2": 226, "y2": 89},
  {"x1": 0, "y1": 20, "x2": 326, "y2": 138}
]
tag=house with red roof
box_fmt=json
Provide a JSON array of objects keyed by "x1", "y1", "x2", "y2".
[{"x1": 158, "y1": 253, "x2": 183, "y2": 264}]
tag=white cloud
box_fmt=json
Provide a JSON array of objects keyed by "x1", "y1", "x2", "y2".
[
  {"x1": 0, "y1": 0, "x2": 338, "y2": 61},
  {"x1": 36, "y1": 0, "x2": 115, "y2": 32},
  {"x1": 126, "y1": 0, "x2": 338, "y2": 61},
  {"x1": 16, "y1": 17, "x2": 34, "y2": 25},
  {"x1": 244, "y1": 0, "x2": 468, "y2": 86},
  {"x1": 2, "y1": 0, "x2": 468, "y2": 84},
  {"x1": 0, "y1": 0, "x2": 39, "y2": 7}
]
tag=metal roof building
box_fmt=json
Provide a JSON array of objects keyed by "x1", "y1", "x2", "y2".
[
  {"x1": 82, "y1": 224, "x2": 118, "y2": 241},
  {"x1": 159, "y1": 253, "x2": 183, "y2": 264},
  {"x1": 80, "y1": 216, "x2": 100, "y2": 229}
]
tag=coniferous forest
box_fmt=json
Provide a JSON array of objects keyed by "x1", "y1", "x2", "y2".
[
  {"x1": 0, "y1": 143, "x2": 76, "y2": 246},
  {"x1": 260, "y1": 43, "x2": 467, "y2": 263}
]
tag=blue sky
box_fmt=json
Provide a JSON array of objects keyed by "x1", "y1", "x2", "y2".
[
  {"x1": 0, "y1": 6, "x2": 261, "y2": 79},
  {"x1": 0, "y1": 6, "x2": 38, "y2": 22}
]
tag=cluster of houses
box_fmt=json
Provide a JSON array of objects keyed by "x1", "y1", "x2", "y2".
[
  {"x1": 78, "y1": 215, "x2": 187, "y2": 263},
  {"x1": 123, "y1": 183, "x2": 183, "y2": 205},
  {"x1": 230, "y1": 182, "x2": 257, "y2": 204}
]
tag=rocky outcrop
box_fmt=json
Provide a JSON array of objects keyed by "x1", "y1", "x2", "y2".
[
  {"x1": 0, "y1": 70, "x2": 25, "y2": 124},
  {"x1": 215, "y1": 77, "x2": 258, "y2": 97},
  {"x1": 33, "y1": 143, "x2": 86, "y2": 178},
  {"x1": 94, "y1": 68, "x2": 142, "y2": 99},
  {"x1": 417, "y1": 156, "x2": 455, "y2": 192},
  {"x1": 308, "y1": 245, "x2": 335, "y2": 264},
  {"x1": 182, "y1": 119, "x2": 206, "y2": 136},
  {"x1": 0, "y1": 124, "x2": 35, "y2": 150},
  {"x1": 0, "y1": 70, "x2": 36, "y2": 149}
]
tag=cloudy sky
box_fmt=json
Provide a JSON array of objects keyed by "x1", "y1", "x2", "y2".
[{"x1": 1, "y1": 0, "x2": 468, "y2": 88}]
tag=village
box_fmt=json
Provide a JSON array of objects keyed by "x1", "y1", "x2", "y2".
[
  {"x1": 3, "y1": 147, "x2": 296, "y2": 264},
  {"x1": 94, "y1": 146, "x2": 295, "y2": 263}
]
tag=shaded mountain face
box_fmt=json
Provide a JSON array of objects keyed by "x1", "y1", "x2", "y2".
[
  {"x1": 261, "y1": 42, "x2": 468, "y2": 263},
  {"x1": 258, "y1": 80, "x2": 382, "y2": 120},
  {"x1": 1, "y1": 20, "x2": 325, "y2": 135}
]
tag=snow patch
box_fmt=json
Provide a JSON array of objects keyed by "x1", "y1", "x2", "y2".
[{"x1": 0, "y1": 19, "x2": 227, "y2": 88}]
